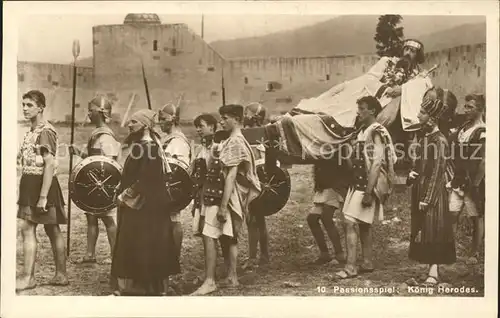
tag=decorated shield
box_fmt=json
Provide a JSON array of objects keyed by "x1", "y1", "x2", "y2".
[
  {"x1": 69, "y1": 155, "x2": 122, "y2": 216},
  {"x1": 163, "y1": 157, "x2": 194, "y2": 212},
  {"x1": 250, "y1": 164, "x2": 291, "y2": 217}
]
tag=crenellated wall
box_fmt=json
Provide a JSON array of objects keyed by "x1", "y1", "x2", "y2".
[
  {"x1": 226, "y1": 43, "x2": 486, "y2": 113},
  {"x1": 17, "y1": 25, "x2": 486, "y2": 123}
]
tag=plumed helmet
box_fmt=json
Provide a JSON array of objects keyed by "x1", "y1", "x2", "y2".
[
  {"x1": 158, "y1": 102, "x2": 180, "y2": 125},
  {"x1": 88, "y1": 94, "x2": 112, "y2": 119},
  {"x1": 244, "y1": 102, "x2": 266, "y2": 126}
]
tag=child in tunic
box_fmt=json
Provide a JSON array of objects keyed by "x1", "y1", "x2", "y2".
[
  {"x1": 336, "y1": 96, "x2": 397, "y2": 279},
  {"x1": 242, "y1": 102, "x2": 272, "y2": 269},
  {"x1": 407, "y1": 87, "x2": 457, "y2": 286},
  {"x1": 17, "y1": 90, "x2": 68, "y2": 291},
  {"x1": 307, "y1": 155, "x2": 349, "y2": 265},
  {"x1": 191, "y1": 113, "x2": 219, "y2": 237},
  {"x1": 191, "y1": 104, "x2": 261, "y2": 295},
  {"x1": 447, "y1": 93, "x2": 485, "y2": 265}
]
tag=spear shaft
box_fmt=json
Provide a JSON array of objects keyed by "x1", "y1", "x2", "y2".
[
  {"x1": 67, "y1": 40, "x2": 80, "y2": 256},
  {"x1": 141, "y1": 60, "x2": 152, "y2": 110}
]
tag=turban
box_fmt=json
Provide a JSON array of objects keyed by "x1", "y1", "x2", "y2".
[
  {"x1": 128, "y1": 109, "x2": 157, "y2": 129},
  {"x1": 421, "y1": 89, "x2": 449, "y2": 120},
  {"x1": 89, "y1": 94, "x2": 112, "y2": 119}
]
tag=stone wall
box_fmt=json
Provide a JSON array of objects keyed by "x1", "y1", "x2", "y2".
[
  {"x1": 226, "y1": 43, "x2": 486, "y2": 113},
  {"x1": 17, "y1": 29, "x2": 486, "y2": 123},
  {"x1": 91, "y1": 23, "x2": 228, "y2": 121}
]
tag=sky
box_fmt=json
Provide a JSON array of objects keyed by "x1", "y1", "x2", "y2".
[{"x1": 17, "y1": 14, "x2": 336, "y2": 64}]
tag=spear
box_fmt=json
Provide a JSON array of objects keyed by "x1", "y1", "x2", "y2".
[
  {"x1": 140, "y1": 59, "x2": 152, "y2": 110},
  {"x1": 221, "y1": 65, "x2": 226, "y2": 106},
  {"x1": 67, "y1": 39, "x2": 80, "y2": 256}
]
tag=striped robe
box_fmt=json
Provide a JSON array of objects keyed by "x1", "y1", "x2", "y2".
[{"x1": 408, "y1": 130, "x2": 456, "y2": 264}]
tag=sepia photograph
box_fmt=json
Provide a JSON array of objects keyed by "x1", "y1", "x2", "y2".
[{"x1": 2, "y1": 1, "x2": 499, "y2": 317}]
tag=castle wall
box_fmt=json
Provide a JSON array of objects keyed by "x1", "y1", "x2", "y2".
[
  {"x1": 17, "y1": 61, "x2": 95, "y2": 122},
  {"x1": 226, "y1": 43, "x2": 486, "y2": 113},
  {"x1": 91, "y1": 23, "x2": 228, "y2": 121},
  {"x1": 17, "y1": 26, "x2": 486, "y2": 123}
]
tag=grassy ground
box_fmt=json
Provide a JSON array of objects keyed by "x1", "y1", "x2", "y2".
[{"x1": 15, "y1": 123, "x2": 484, "y2": 296}]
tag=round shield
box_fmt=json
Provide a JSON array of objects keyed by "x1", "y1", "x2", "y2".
[
  {"x1": 163, "y1": 157, "x2": 194, "y2": 212},
  {"x1": 250, "y1": 164, "x2": 291, "y2": 217},
  {"x1": 69, "y1": 155, "x2": 122, "y2": 216}
]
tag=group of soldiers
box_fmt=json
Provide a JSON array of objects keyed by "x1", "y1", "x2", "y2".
[{"x1": 16, "y1": 38, "x2": 485, "y2": 295}]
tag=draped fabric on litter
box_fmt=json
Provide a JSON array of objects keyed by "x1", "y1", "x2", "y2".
[
  {"x1": 265, "y1": 113, "x2": 356, "y2": 161},
  {"x1": 289, "y1": 56, "x2": 433, "y2": 132}
]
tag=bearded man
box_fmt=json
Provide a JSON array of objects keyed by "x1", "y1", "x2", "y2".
[{"x1": 111, "y1": 109, "x2": 180, "y2": 296}]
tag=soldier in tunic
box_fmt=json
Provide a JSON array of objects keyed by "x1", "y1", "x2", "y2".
[
  {"x1": 16, "y1": 90, "x2": 68, "y2": 291},
  {"x1": 111, "y1": 109, "x2": 180, "y2": 296},
  {"x1": 191, "y1": 104, "x2": 261, "y2": 295},
  {"x1": 241, "y1": 102, "x2": 271, "y2": 269},
  {"x1": 447, "y1": 93, "x2": 485, "y2": 265},
  {"x1": 407, "y1": 88, "x2": 457, "y2": 286},
  {"x1": 307, "y1": 155, "x2": 349, "y2": 265},
  {"x1": 158, "y1": 103, "x2": 192, "y2": 260},
  {"x1": 335, "y1": 96, "x2": 397, "y2": 279},
  {"x1": 69, "y1": 95, "x2": 120, "y2": 264}
]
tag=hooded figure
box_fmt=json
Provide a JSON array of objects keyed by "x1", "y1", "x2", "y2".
[{"x1": 111, "y1": 109, "x2": 180, "y2": 296}]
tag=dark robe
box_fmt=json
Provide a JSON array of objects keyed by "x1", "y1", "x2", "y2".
[
  {"x1": 408, "y1": 130, "x2": 456, "y2": 264},
  {"x1": 111, "y1": 140, "x2": 180, "y2": 293}
]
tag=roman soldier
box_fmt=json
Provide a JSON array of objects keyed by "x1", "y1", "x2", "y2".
[
  {"x1": 191, "y1": 104, "x2": 261, "y2": 295},
  {"x1": 335, "y1": 96, "x2": 397, "y2": 279},
  {"x1": 191, "y1": 113, "x2": 219, "y2": 237},
  {"x1": 448, "y1": 93, "x2": 486, "y2": 265},
  {"x1": 158, "y1": 103, "x2": 192, "y2": 260},
  {"x1": 17, "y1": 90, "x2": 68, "y2": 291},
  {"x1": 70, "y1": 94, "x2": 120, "y2": 264},
  {"x1": 242, "y1": 102, "x2": 271, "y2": 269}
]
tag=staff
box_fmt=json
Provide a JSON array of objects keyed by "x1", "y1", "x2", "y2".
[
  {"x1": 67, "y1": 40, "x2": 80, "y2": 256},
  {"x1": 141, "y1": 59, "x2": 152, "y2": 110},
  {"x1": 221, "y1": 65, "x2": 226, "y2": 106}
]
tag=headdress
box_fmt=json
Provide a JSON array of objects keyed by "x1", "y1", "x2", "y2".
[
  {"x1": 128, "y1": 109, "x2": 157, "y2": 129},
  {"x1": 403, "y1": 39, "x2": 423, "y2": 51},
  {"x1": 403, "y1": 39, "x2": 425, "y2": 64},
  {"x1": 421, "y1": 88, "x2": 449, "y2": 119}
]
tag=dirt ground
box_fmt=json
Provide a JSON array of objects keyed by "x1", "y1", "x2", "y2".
[{"x1": 15, "y1": 124, "x2": 484, "y2": 297}]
